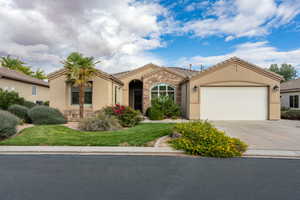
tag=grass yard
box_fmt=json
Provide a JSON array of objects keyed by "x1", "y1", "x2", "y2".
[{"x1": 0, "y1": 123, "x2": 174, "y2": 146}]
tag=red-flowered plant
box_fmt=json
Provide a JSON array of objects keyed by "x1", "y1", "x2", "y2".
[
  {"x1": 101, "y1": 104, "x2": 142, "y2": 127},
  {"x1": 112, "y1": 104, "x2": 126, "y2": 115}
]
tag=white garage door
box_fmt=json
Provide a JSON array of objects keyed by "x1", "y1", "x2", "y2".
[{"x1": 200, "y1": 87, "x2": 268, "y2": 120}]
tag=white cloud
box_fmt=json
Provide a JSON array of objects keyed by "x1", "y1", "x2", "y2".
[
  {"x1": 184, "y1": 0, "x2": 300, "y2": 40},
  {"x1": 0, "y1": 0, "x2": 175, "y2": 73},
  {"x1": 177, "y1": 41, "x2": 300, "y2": 70},
  {"x1": 185, "y1": 1, "x2": 209, "y2": 12}
]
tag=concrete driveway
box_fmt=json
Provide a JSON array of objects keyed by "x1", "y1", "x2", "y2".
[{"x1": 212, "y1": 120, "x2": 300, "y2": 151}]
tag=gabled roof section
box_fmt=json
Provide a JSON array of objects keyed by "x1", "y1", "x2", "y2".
[
  {"x1": 281, "y1": 78, "x2": 300, "y2": 92},
  {"x1": 191, "y1": 57, "x2": 283, "y2": 81},
  {"x1": 114, "y1": 63, "x2": 199, "y2": 79},
  {"x1": 0, "y1": 66, "x2": 49, "y2": 87},
  {"x1": 113, "y1": 63, "x2": 160, "y2": 78},
  {"x1": 48, "y1": 68, "x2": 123, "y2": 85},
  {"x1": 142, "y1": 66, "x2": 188, "y2": 79}
]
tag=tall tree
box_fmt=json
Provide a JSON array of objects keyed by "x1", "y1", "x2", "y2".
[
  {"x1": 268, "y1": 63, "x2": 297, "y2": 81},
  {"x1": 63, "y1": 52, "x2": 99, "y2": 119},
  {"x1": 33, "y1": 68, "x2": 47, "y2": 80},
  {"x1": 0, "y1": 55, "x2": 47, "y2": 80}
]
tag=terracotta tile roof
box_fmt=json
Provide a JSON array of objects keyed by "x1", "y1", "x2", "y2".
[
  {"x1": 0, "y1": 66, "x2": 49, "y2": 87},
  {"x1": 281, "y1": 78, "x2": 300, "y2": 92}
]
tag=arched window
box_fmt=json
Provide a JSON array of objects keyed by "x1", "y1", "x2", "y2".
[{"x1": 151, "y1": 83, "x2": 175, "y2": 101}]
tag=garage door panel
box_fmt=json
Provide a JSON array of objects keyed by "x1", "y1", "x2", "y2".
[{"x1": 200, "y1": 87, "x2": 268, "y2": 120}]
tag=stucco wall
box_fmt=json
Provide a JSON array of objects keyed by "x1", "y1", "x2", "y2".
[
  {"x1": 187, "y1": 62, "x2": 281, "y2": 120},
  {"x1": 0, "y1": 78, "x2": 49, "y2": 102},
  {"x1": 49, "y1": 74, "x2": 123, "y2": 120},
  {"x1": 281, "y1": 92, "x2": 300, "y2": 110}
]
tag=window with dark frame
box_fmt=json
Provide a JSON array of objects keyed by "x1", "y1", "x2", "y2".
[
  {"x1": 115, "y1": 86, "x2": 118, "y2": 104},
  {"x1": 71, "y1": 82, "x2": 93, "y2": 105},
  {"x1": 289, "y1": 95, "x2": 299, "y2": 108}
]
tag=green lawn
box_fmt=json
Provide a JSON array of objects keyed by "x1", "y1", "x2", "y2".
[{"x1": 0, "y1": 123, "x2": 174, "y2": 146}]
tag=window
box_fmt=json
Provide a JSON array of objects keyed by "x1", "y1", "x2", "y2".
[
  {"x1": 151, "y1": 83, "x2": 175, "y2": 101},
  {"x1": 71, "y1": 82, "x2": 93, "y2": 105},
  {"x1": 114, "y1": 86, "x2": 118, "y2": 104},
  {"x1": 32, "y1": 85, "x2": 37, "y2": 96},
  {"x1": 289, "y1": 95, "x2": 299, "y2": 108}
]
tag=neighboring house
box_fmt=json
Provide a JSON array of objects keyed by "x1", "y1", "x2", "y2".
[
  {"x1": 0, "y1": 66, "x2": 49, "y2": 103},
  {"x1": 48, "y1": 57, "x2": 282, "y2": 121},
  {"x1": 280, "y1": 78, "x2": 300, "y2": 110}
]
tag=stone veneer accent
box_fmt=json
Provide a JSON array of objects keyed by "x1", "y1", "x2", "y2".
[
  {"x1": 142, "y1": 70, "x2": 185, "y2": 112},
  {"x1": 64, "y1": 109, "x2": 94, "y2": 122}
]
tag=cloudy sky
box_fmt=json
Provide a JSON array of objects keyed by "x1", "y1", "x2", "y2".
[{"x1": 0, "y1": 0, "x2": 300, "y2": 74}]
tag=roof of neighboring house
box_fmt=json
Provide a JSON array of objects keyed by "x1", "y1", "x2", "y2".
[
  {"x1": 281, "y1": 78, "x2": 300, "y2": 92},
  {"x1": 0, "y1": 66, "x2": 49, "y2": 87},
  {"x1": 48, "y1": 68, "x2": 124, "y2": 85}
]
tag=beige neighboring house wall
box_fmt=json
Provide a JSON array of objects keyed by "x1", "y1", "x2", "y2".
[
  {"x1": 48, "y1": 68, "x2": 123, "y2": 121},
  {"x1": 0, "y1": 66, "x2": 49, "y2": 103},
  {"x1": 187, "y1": 58, "x2": 282, "y2": 120}
]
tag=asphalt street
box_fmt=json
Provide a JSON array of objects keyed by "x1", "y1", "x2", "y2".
[{"x1": 0, "y1": 155, "x2": 299, "y2": 200}]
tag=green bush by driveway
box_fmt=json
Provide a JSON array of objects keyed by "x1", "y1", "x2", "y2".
[
  {"x1": 281, "y1": 110, "x2": 300, "y2": 120},
  {"x1": 171, "y1": 121, "x2": 247, "y2": 158},
  {"x1": 0, "y1": 123, "x2": 174, "y2": 146}
]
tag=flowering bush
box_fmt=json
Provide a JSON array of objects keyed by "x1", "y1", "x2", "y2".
[
  {"x1": 171, "y1": 121, "x2": 248, "y2": 158},
  {"x1": 102, "y1": 105, "x2": 142, "y2": 127}
]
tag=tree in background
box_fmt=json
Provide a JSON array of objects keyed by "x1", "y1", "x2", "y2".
[
  {"x1": 63, "y1": 52, "x2": 99, "y2": 119},
  {"x1": 0, "y1": 55, "x2": 47, "y2": 80},
  {"x1": 269, "y1": 64, "x2": 297, "y2": 81}
]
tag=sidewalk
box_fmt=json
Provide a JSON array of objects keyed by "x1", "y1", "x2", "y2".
[{"x1": 0, "y1": 146, "x2": 300, "y2": 159}]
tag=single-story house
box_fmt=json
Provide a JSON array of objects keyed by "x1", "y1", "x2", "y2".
[
  {"x1": 280, "y1": 78, "x2": 300, "y2": 110},
  {"x1": 0, "y1": 66, "x2": 49, "y2": 103},
  {"x1": 48, "y1": 57, "x2": 282, "y2": 121}
]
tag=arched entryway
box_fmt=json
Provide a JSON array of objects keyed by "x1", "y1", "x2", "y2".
[{"x1": 129, "y1": 80, "x2": 143, "y2": 112}]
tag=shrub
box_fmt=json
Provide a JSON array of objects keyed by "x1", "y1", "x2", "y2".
[
  {"x1": 171, "y1": 121, "x2": 248, "y2": 158},
  {"x1": 102, "y1": 104, "x2": 142, "y2": 127},
  {"x1": 28, "y1": 106, "x2": 66, "y2": 125},
  {"x1": 23, "y1": 101, "x2": 36, "y2": 109},
  {"x1": 79, "y1": 111, "x2": 121, "y2": 131},
  {"x1": 0, "y1": 110, "x2": 20, "y2": 138},
  {"x1": 148, "y1": 107, "x2": 164, "y2": 120},
  {"x1": 281, "y1": 110, "x2": 300, "y2": 120},
  {"x1": 8, "y1": 104, "x2": 30, "y2": 122},
  {"x1": 0, "y1": 88, "x2": 25, "y2": 110},
  {"x1": 148, "y1": 96, "x2": 181, "y2": 119}
]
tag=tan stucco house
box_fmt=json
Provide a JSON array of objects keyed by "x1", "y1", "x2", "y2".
[
  {"x1": 48, "y1": 57, "x2": 282, "y2": 121},
  {"x1": 0, "y1": 66, "x2": 49, "y2": 103},
  {"x1": 280, "y1": 78, "x2": 300, "y2": 110}
]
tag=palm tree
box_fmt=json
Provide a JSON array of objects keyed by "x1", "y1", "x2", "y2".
[
  {"x1": 0, "y1": 55, "x2": 33, "y2": 76},
  {"x1": 62, "y1": 52, "x2": 99, "y2": 119}
]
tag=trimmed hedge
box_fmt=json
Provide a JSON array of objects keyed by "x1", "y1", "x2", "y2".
[
  {"x1": 147, "y1": 96, "x2": 181, "y2": 120},
  {"x1": 28, "y1": 106, "x2": 66, "y2": 125},
  {"x1": 0, "y1": 110, "x2": 20, "y2": 138},
  {"x1": 281, "y1": 110, "x2": 300, "y2": 120},
  {"x1": 0, "y1": 88, "x2": 25, "y2": 110},
  {"x1": 8, "y1": 104, "x2": 30, "y2": 122},
  {"x1": 171, "y1": 121, "x2": 248, "y2": 158},
  {"x1": 148, "y1": 107, "x2": 164, "y2": 120}
]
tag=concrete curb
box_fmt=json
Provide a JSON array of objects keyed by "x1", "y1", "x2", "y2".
[
  {"x1": 0, "y1": 146, "x2": 300, "y2": 159},
  {"x1": 243, "y1": 149, "x2": 300, "y2": 159},
  {"x1": 0, "y1": 146, "x2": 184, "y2": 156}
]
